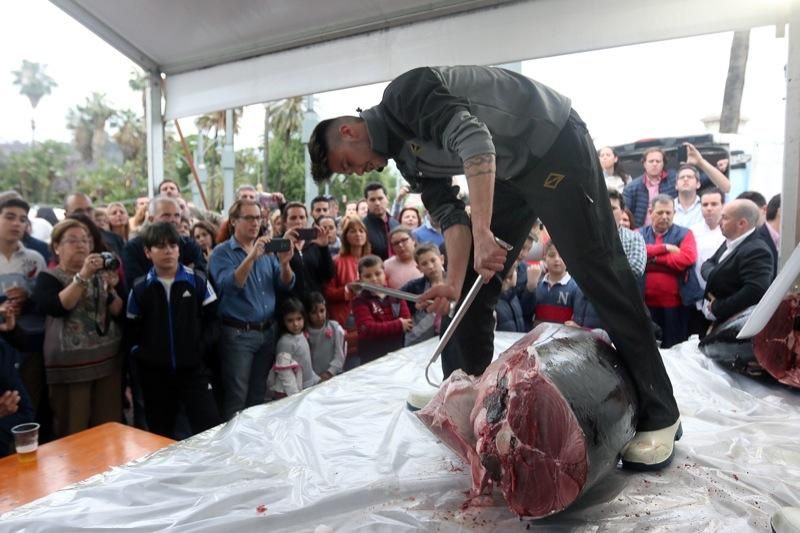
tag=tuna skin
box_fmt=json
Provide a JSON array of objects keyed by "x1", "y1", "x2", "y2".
[{"x1": 419, "y1": 324, "x2": 638, "y2": 518}]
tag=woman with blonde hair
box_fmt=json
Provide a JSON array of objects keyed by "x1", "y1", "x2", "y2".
[
  {"x1": 31, "y1": 219, "x2": 124, "y2": 438},
  {"x1": 106, "y1": 202, "x2": 130, "y2": 242}
]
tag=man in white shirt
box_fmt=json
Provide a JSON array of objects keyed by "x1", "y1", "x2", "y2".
[
  {"x1": 688, "y1": 188, "x2": 725, "y2": 337},
  {"x1": 673, "y1": 164, "x2": 704, "y2": 228}
]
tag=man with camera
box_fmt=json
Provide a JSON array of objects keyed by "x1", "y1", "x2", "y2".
[
  {"x1": 282, "y1": 201, "x2": 334, "y2": 302},
  {"x1": 209, "y1": 199, "x2": 295, "y2": 420}
]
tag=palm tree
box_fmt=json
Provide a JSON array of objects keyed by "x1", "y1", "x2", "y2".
[
  {"x1": 112, "y1": 109, "x2": 145, "y2": 163},
  {"x1": 270, "y1": 96, "x2": 304, "y2": 145},
  {"x1": 262, "y1": 104, "x2": 271, "y2": 190},
  {"x1": 262, "y1": 96, "x2": 305, "y2": 191},
  {"x1": 67, "y1": 93, "x2": 116, "y2": 163},
  {"x1": 12, "y1": 60, "x2": 57, "y2": 143},
  {"x1": 720, "y1": 30, "x2": 750, "y2": 133},
  {"x1": 195, "y1": 108, "x2": 243, "y2": 141}
]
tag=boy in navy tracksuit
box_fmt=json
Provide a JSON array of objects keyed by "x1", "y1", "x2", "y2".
[{"x1": 126, "y1": 223, "x2": 221, "y2": 439}]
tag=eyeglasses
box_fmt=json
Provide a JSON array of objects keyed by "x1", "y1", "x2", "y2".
[
  {"x1": 391, "y1": 236, "x2": 411, "y2": 246},
  {"x1": 238, "y1": 215, "x2": 263, "y2": 223},
  {"x1": 61, "y1": 239, "x2": 93, "y2": 247}
]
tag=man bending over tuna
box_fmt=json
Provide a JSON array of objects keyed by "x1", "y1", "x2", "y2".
[{"x1": 308, "y1": 65, "x2": 681, "y2": 470}]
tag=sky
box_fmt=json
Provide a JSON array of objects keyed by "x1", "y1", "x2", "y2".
[{"x1": 0, "y1": 1, "x2": 788, "y2": 196}]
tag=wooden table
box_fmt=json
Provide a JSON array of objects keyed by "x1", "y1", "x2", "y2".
[{"x1": 0, "y1": 422, "x2": 174, "y2": 513}]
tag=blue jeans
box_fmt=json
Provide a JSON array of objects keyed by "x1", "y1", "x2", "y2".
[{"x1": 219, "y1": 325, "x2": 275, "y2": 420}]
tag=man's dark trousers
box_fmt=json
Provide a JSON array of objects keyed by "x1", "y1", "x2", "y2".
[{"x1": 441, "y1": 109, "x2": 680, "y2": 432}]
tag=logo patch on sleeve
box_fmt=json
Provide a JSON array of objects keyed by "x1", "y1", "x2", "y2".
[{"x1": 544, "y1": 173, "x2": 565, "y2": 189}]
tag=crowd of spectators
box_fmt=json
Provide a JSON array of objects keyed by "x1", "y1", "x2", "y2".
[{"x1": 0, "y1": 142, "x2": 783, "y2": 451}]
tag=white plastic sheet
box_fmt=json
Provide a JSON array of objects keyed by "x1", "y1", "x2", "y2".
[{"x1": 2, "y1": 333, "x2": 799, "y2": 532}]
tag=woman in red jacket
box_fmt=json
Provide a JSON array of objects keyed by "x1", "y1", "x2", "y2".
[{"x1": 324, "y1": 216, "x2": 371, "y2": 361}]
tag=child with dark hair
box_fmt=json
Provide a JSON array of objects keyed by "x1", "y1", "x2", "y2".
[
  {"x1": 496, "y1": 262, "x2": 526, "y2": 332},
  {"x1": 351, "y1": 255, "x2": 412, "y2": 366},
  {"x1": 401, "y1": 244, "x2": 445, "y2": 346},
  {"x1": 305, "y1": 292, "x2": 345, "y2": 381},
  {"x1": 126, "y1": 222, "x2": 220, "y2": 439},
  {"x1": 533, "y1": 242, "x2": 579, "y2": 325},
  {"x1": 274, "y1": 297, "x2": 318, "y2": 390}
]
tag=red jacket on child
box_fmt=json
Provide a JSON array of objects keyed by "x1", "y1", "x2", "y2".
[{"x1": 351, "y1": 289, "x2": 410, "y2": 363}]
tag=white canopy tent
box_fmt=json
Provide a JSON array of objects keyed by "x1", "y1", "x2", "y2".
[{"x1": 51, "y1": 0, "x2": 800, "y2": 266}]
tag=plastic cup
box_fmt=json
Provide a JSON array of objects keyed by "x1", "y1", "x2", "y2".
[{"x1": 11, "y1": 422, "x2": 40, "y2": 463}]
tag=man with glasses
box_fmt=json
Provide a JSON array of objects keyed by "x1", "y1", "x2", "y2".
[
  {"x1": 64, "y1": 192, "x2": 125, "y2": 257},
  {"x1": 209, "y1": 199, "x2": 295, "y2": 419},
  {"x1": 122, "y1": 196, "x2": 206, "y2": 290}
]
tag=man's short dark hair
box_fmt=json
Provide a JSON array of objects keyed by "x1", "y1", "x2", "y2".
[
  {"x1": 308, "y1": 116, "x2": 362, "y2": 184},
  {"x1": 315, "y1": 214, "x2": 336, "y2": 225},
  {"x1": 357, "y1": 254, "x2": 383, "y2": 275},
  {"x1": 364, "y1": 182, "x2": 386, "y2": 199},
  {"x1": 308, "y1": 118, "x2": 337, "y2": 183},
  {"x1": 700, "y1": 187, "x2": 724, "y2": 203},
  {"x1": 0, "y1": 197, "x2": 30, "y2": 214},
  {"x1": 311, "y1": 195, "x2": 329, "y2": 208},
  {"x1": 737, "y1": 190, "x2": 767, "y2": 208},
  {"x1": 281, "y1": 201, "x2": 307, "y2": 222},
  {"x1": 141, "y1": 221, "x2": 181, "y2": 249},
  {"x1": 158, "y1": 179, "x2": 179, "y2": 193},
  {"x1": 608, "y1": 189, "x2": 625, "y2": 209},
  {"x1": 414, "y1": 243, "x2": 440, "y2": 261},
  {"x1": 766, "y1": 194, "x2": 781, "y2": 221}
]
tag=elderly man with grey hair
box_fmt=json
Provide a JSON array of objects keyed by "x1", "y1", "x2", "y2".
[
  {"x1": 640, "y1": 193, "x2": 701, "y2": 348},
  {"x1": 700, "y1": 198, "x2": 774, "y2": 324},
  {"x1": 122, "y1": 196, "x2": 207, "y2": 289}
]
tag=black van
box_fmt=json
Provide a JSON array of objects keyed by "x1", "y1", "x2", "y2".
[{"x1": 612, "y1": 134, "x2": 730, "y2": 179}]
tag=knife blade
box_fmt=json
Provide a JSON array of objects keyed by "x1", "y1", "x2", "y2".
[{"x1": 424, "y1": 236, "x2": 514, "y2": 386}]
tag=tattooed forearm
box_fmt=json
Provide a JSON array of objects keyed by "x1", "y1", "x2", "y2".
[{"x1": 463, "y1": 153, "x2": 496, "y2": 179}]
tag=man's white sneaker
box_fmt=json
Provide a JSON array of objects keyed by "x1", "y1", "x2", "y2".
[
  {"x1": 621, "y1": 419, "x2": 683, "y2": 471},
  {"x1": 771, "y1": 506, "x2": 800, "y2": 533},
  {"x1": 406, "y1": 387, "x2": 437, "y2": 411}
]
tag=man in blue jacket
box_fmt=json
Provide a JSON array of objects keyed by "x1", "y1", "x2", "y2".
[{"x1": 308, "y1": 65, "x2": 682, "y2": 470}]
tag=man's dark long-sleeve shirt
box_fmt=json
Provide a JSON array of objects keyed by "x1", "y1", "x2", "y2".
[
  {"x1": 363, "y1": 213, "x2": 398, "y2": 260},
  {"x1": 359, "y1": 66, "x2": 571, "y2": 232},
  {"x1": 288, "y1": 242, "x2": 334, "y2": 300}
]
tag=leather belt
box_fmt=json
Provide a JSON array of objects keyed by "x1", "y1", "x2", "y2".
[{"x1": 222, "y1": 318, "x2": 272, "y2": 331}]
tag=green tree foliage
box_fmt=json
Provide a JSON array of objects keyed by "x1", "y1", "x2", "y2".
[
  {"x1": 0, "y1": 141, "x2": 73, "y2": 204},
  {"x1": 327, "y1": 168, "x2": 399, "y2": 205},
  {"x1": 77, "y1": 159, "x2": 148, "y2": 205}
]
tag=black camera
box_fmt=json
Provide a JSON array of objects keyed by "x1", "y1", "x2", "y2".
[{"x1": 99, "y1": 251, "x2": 120, "y2": 270}]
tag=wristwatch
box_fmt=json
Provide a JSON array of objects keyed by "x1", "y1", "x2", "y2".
[{"x1": 73, "y1": 273, "x2": 89, "y2": 287}]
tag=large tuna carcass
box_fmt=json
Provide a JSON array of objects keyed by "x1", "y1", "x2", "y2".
[
  {"x1": 699, "y1": 294, "x2": 800, "y2": 388},
  {"x1": 418, "y1": 323, "x2": 638, "y2": 518}
]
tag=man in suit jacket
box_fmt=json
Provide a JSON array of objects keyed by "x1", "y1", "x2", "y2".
[{"x1": 700, "y1": 199, "x2": 774, "y2": 324}]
